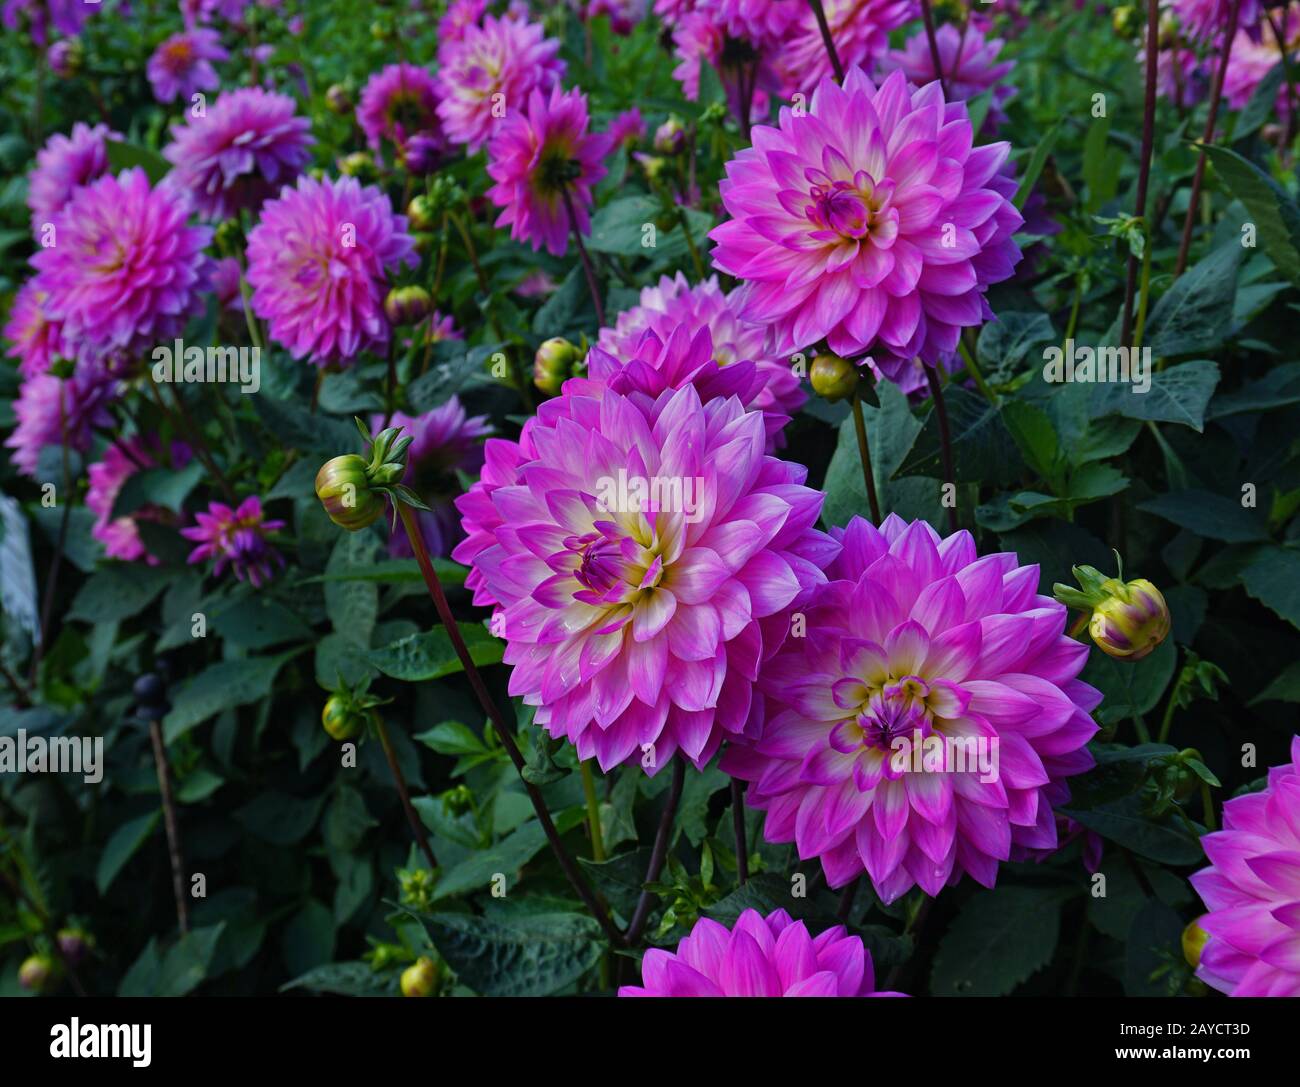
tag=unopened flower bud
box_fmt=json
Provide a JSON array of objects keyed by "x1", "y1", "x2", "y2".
[
  {"x1": 400, "y1": 956, "x2": 439, "y2": 997},
  {"x1": 325, "y1": 83, "x2": 352, "y2": 115},
  {"x1": 57, "y1": 928, "x2": 91, "y2": 966},
  {"x1": 406, "y1": 194, "x2": 438, "y2": 232},
  {"x1": 1089, "y1": 578, "x2": 1170, "y2": 661},
  {"x1": 809, "y1": 353, "x2": 859, "y2": 402},
  {"x1": 1112, "y1": 5, "x2": 1141, "y2": 36},
  {"x1": 384, "y1": 285, "x2": 433, "y2": 327},
  {"x1": 1182, "y1": 918, "x2": 1210, "y2": 969},
  {"x1": 339, "y1": 151, "x2": 375, "y2": 180},
  {"x1": 653, "y1": 117, "x2": 686, "y2": 155},
  {"x1": 47, "y1": 38, "x2": 82, "y2": 78},
  {"x1": 321, "y1": 693, "x2": 371, "y2": 740},
  {"x1": 635, "y1": 153, "x2": 668, "y2": 182},
  {"x1": 19, "y1": 954, "x2": 57, "y2": 993},
  {"x1": 534, "y1": 337, "x2": 581, "y2": 396},
  {"x1": 315, "y1": 454, "x2": 385, "y2": 531}
]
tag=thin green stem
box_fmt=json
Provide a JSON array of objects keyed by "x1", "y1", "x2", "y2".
[
  {"x1": 580, "y1": 761, "x2": 606, "y2": 863},
  {"x1": 1201, "y1": 781, "x2": 1217, "y2": 831},
  {"x1": 850, "y1": 388, "x2": 882, "y2": 523},
  {"x1": 958, "y1": 334, "x2": 996, "y2": 405}
]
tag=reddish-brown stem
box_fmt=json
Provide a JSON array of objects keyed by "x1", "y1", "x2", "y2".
[
  {"x1": 806, "y1": 0, "x2": 844, "y2": 83},
  {"x1": 563, "y1": 184, "x2": 605, "y2": 328},
  {"x1": 148, "y1": 720, "x2": 189, "y2": 936},
  {"x1": 1120, "y1": 0, "x2": 1160, "y2": 346},
  {"x1": 731, "y1": 778, "x2": 748, "y2": 884},
  {"x1": 925, "y1": 368, "x2": 958, "y2": 534},
  {"x1": 374, "y1": 716, "x2": 439, "y2": 873},
  {"x1": 624, "y1": 757, "x2": 686, "y2": 946},
  {"x1": 919, "y1": 0, "x2": 948, "y2": 97}
]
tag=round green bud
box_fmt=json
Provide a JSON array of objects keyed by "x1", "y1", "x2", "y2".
[
  {"x1": 321, "y1": 694, "x2": 369, "y2": 741},
  {"x1": 400, "y1": 956, "x2": 439, "y2": 997},
  {"x1": 809, "y1": 353, "x2": 859, "y2": 403},
  {"x1": 19, "y1": 953, "x2": 58, "y2": 993},
  {"x1": 1182, "y1": 918, "x2": 1210, "y2": 969},
  {"x1": 315, "y1": 454, "x2": 385, "y2": 531},
  {"x1": 384, "y1": 285, "x2": 433, "y2": 327},
  {"x1": 325, "y1": 84, "x2": 352, "y2": 115},
  {"x1": 339, "y1": 151, "x2": 375, "y2": 180},
  {"x1": 534, "y1": 337, "x2": 582, "y2": 396},
  {"x1": 406, "y1": 195, "x2": 438, "y2": 232}
]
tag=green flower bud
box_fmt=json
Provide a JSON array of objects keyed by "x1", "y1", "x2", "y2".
[
  {"x1": 653, "y1": 117, "x2": 686, "y2": 155},
  {"x1": 1182, "y1": 918, "x2": 1209, "y2": 969},
  {"x1": 1089, "y1": 578, "x2": 1170, "y2": 661},
  {"x1": 534, "y1": 337, "x2": 582, "y2": 396},
  {"x1": 321, "y1": 693, "x2": 370, "y2": 740},
  {"x1": 315, "y1": 454, "x2": 385, "y2": 531},
  {"x1": 406, "y1": 195, "x2": 438, "y2": 232},
  {"x1": 339, "y1": 151, "x2": 375, "y2": 180},
  {"x1": 1112, "y1": 5, "x2": 1141, "y2": 36},
  {"x1": 19, "y1": 953, "x2": 58, "y2": 993},
  {"x1": 637, "y1": 154, "x2": 668, "y2": 182},
  {"x1": 325, "y1": 83, "x2": 352, "y2": 115},
  {"x1": 384, "y1": 285, "x2": 433, "y2": 327},
  {"x1": 809, "y1": 353, "x2": 859, "y2": 403},
  {"x1": 400, "y1": 956, "x2": 439, "y2": 997}
]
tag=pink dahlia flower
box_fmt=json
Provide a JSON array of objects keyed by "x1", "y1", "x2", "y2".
[
  {"x1": 721, "y1": 514, "x2": 1101, "y2": 903},
  {"x1": 26, "y1": 122, "x2": 120, "y2": 235},
  {"x1": 438, "y1": 0, "x2": 486, "y2": 42},
  {"x1": 181, "y1": 495, "x2": 285, "y2": 586},
  {"x1": 710, "y1": 67, "x2": 1023, "y2": 363},
  {"x1": 2, "y1": 0, "x2": 91, "y2": 45},
  {"x1": 357, "y1": 63, "x2": 446, "y2": 162},
  {"x1": 436, "y1": 13, "x2": 565, "y2": 152},
  {"x1": 595, "y1": 273, "x2": 806, "y2": 447},
  {"x1": 779, "y1": 0, "x2": 917, "y2": 96},
  {"x1": 608, "y1": 107, "x2": 647, "y2": 148},
  {"x1": 453, "y1": 375, "x2": 836, "y2": 771},
  {"x1": 619, "y1": 908, "x2": 906, "y2": 996},
  {"x1": 569, "y1": 0, "x2": 648, "y2": 36},
  {"x1": 879, "y1": 22, "x2": 1016, "y2": 132},
  {"x1": 4, "y1": 280, "x2": 64, "y2": 379},
  {"x1": 87, "y1": 438, "x2": 193, "y2": 563},
  {"x1": 4, "y1": 369, "x2": 115, "y2": 478},
  {"x1": 486, "y1": 86, "x2": 613, "y2": 257},
  {"x1": 411, "y1": 310, "x2": 463, "y2": 347},
  {"x1": 30, "y1": 168, "x2": 212, "y2": 363},
  {"x1": 370, "y1": 398, "x2": 491, "y2": 558},
  {"x1": 245, "y1": 175, "x2": 417, "y2": 365},
  {"x1": 670, "y1": 10, "x2": 779, "y2": 124},
  {"x1": 1224, "y1": 10, "x2": 1299, "y2": 121},
  {"x1": 1151, "y1": 44, "x2": 1207, "y2": 110},
  {"x1": 147, "y1": 28, "x2": 228, "y2": 105},
  {"x1": 163, "y1": 87, "x2": 313, "y2": 221},
  {"x1": 1172, "y1": 0, "x2": 1260, "y2": 41},
  {"x1": 1190, "y1": 736, "x2": 1300, "y2": 997}
]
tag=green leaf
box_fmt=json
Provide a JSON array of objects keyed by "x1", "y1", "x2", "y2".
[
  {"x1": 587, "y1": 195, "x2": 660, "y2": 255},
  {"x1": 235, "y1": 790, "x2": 326, "y2": 846},
  {"x1": 821, "y1": 379, "x2": 923, "y2": 527},
  {"x1": 109, "y1": 460, "x2": 207, "y2": 519},
  {"x1": 1143, "y1": 244, "x2": 1241, "y2": 357},
  {"x1": 976, "y1": 310, "x2": 1056, "y2": 382},
  {"x1": 1139, "y1": 489, "x2": 1270, "y2": 543},
  {"x1": 155, "y1": 924, "x2": 227, "y2": 997},
  {"x1": 164, "y1": 654, "x2": 295, "y2": 741},
  {"x1": 210, "y1": 596, "x2": 313, "y2": 650},
  {"x1": 930, "y1": 885, "x2": 1066, "y2": 996},
  {"x1": 368, "y1": 624, "x2": 503, "y2": 681},
  {"x1": 1237, "y1": 545, "x2": 1300, "y2": 629},
  {"x1": 301, "y1": 557, "x2": 467, "y2": 586},
  {"x1": 325, "y1": 531, "x2": 380, "y2": 649},
  {"x1": 1204, "y1": 144, "x2": 1300, "y2": 285},
  {"x1": 1124, "y1": 899, "x2": 1186, "y2": 996},
  {"x1": 67, "y1": 566, "x2": 171, "y2": 623},
  {"x1": 1014, "y1": 122, "x2": 1061, "y2": 209},
  {"x1": 104, "y1": 140, "x2": 169, "y2": 185},
  {"x1": 532, "y1": 266, "x2": 589, "y2": 337},
  {"x1": 1081, "y1": 637, "x2": 1177, "y2": 726},
  {"x1": 280, "y1": 961, "x2": 392, "y2": 997},
  {"x1": 433, "y1": 820, "x2": 549, "y2": 899},
  {"x1": 578, "y1": 847, "x2": 655, "y2": 917},
  {"x1": 282, "y1": 899, "x2": 336, "y2": 978},
  {"x1": 423, "y1": 911, "x2": 603, "y2": 996},
  {"x1": 253, "y1": 395, "x2": 358, "y2": 457},
  {"x1": 414, "y1": 720, "x2": 486, "y2": 756},
  {"x1": 406, "y1": 342, "x2": 500, "y2": 412},
  {"x1": 1091, "y1": 359, "x2": 1219, "y2": 432},
  {"x1": 899, "y1": 385, "x2": 1023, "y2": 486},
  {"x1": 1062, "y1": 795, "x2": 1204, "y2": 865},
  {"x1": 96, "y1": 811, "x2": 160, "y2": 894},
  {"x1": 1251, "y1": 659, "x2": 1300, "y2": 705},
  {"x1": 1001, "y1": 400, "x2": 1061, "y2": 484},
  {"x1": 1235, "y1": 62, "x2": 1285, "y2": 142}
]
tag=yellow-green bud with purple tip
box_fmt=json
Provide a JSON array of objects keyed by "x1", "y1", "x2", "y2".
[
  {"x1": 1054, "y1": 561, "x2": 1171, "y2": 662},
  {"x1": 406, "y1": 194, "x2": 438, "y2": 232},
  {"x1": 19, "y1": 953, "x2": 58, "y2": 993},
  {"x1": 384, "y1": 285, "x2": 432, "y2": 327},
  {"x1": 810, "y1": 353, "x2": 859, "y2": 403},
  {"x1": 339, "y1": 151, "x2": 375, "y2": 180},
  {"x1": 653, "y1": 117, "x2": 686, "y2": 155},
  {"x1": 1182, "y1": 918, "x2": 1210, "y2": 969},
  {"x1": 534, "y1": 337, "x2": 582, "y2": 396},
  {"x1": 315, "y1": 454, "x2": 385, "y2": 531},
  {"x1": 325, "y1": 83, "x2": 352, "y2": 115},
  {"x1": 400, "y1": 956, "x2": 439, "y2": 997}
]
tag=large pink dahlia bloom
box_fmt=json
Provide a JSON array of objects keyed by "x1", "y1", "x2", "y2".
[
  {"x1": 453, "y1": 378, "x2": 835, "y2": 772},
  {"x1": 245, "y1": 175, "x2": 417, "y2": 365},
  {"x1": 721, "y1": 514, "x2": 1101, "y2": 903},
  {"x1": 1190, "y1": 736, "x2": 1300, "y2": 997},
  {"x1": 356, "y1": 63, "x2": 446, "y2": 162},
  {"x1": 4, "y1": 369, "x2": 116, "y2": 478},
  {"x1": 163, "y1": 87, "x2": 313, "y2": 221},
  {"x1": 26, "y1": 122, "x2": 120, "y2": 235},
  {"x1": 779, "y1": 0, "x2": 917, "y2": 95},
  {"x1": 486, "y1": 86, "x2": 613, "y2": 257},
  {"x1": 710, "y1": 67, "x2": 1023, "y2": 363},
  {"x1": 1224, "y1": 9, "x2": 1299, "y2": 121},
  {"x1": 4, "y1": 280, "x2": 64, "y2": 379},
  {"x1": 595, "y1": 273, "x2": 806, "y2": 447},
  {"x1": 436, "y1": 13, "x2": 565, "y2": 152},
  {"x1": 146, "y1": 27, "x2": 228, "y2": 104},
  {"x1": 30, "y1": 168, "x2": 212, "y2": 363},
  {"x1": 1172, "y1": 0, "x2": 1260, "y2": 41},
  {"x1": 619, "y1": 908, "x2": 905, "y2": 996},
  {"x1": 879, "y1": 22, "x2": 1016, "y2": 132}
]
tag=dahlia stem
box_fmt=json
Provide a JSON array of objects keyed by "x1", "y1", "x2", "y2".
[
  {"x1": 580, "y1": 761, "x2": 607, "y2": 863},
  {"x1": 394, "y1": 502, "x2": 622, "y2": 944},
  {"x1": 150, "y1": 378, "x2": 237, "y2": 503},
  {"x1": 806, "y1": 0, "x2": 844, "y2": 83},
  {"x1": 1133, "y1": 236, "x2": 1154, "y2": 351},
  {"x1": 309, "y1": 369, "x2": 324, "y2": 415},
  {"x1": 383, "y1": 339, "x2": 398, "y2": 430},
  {"x1": 624, "y1": 757, "x2": 685, "y2": 947},
  {"x1": 958, "y1": 333, "x2": 997, "y2": 406},
  {"x1": 1174, "y1": 0, "x2": 1240, "y2": 278},
  {"x1": 924, "y1": 368, "x2": 958, "y2": 533},
  {"x1": 918, "y1": 0, "x2": 948, "y2": 97},
  {"x1": 374, "y1": 715, "x2": 439, "y2": 873},
  {"x1": 1201, "y1": 781, "x2": 1217, "y2": 831},
  {"x1": 29, "y1": 386, "x2": 71, "y2": 685},
  {"x1": 448, "y1": 208, "x2": 508, "y2": 342},
  {"x1": 1120, "y1": 0, "x2": 1159, "y2": 347},
  {"x1": 730, "y1": 779, "x2": 748, "y2": 884},
  {"x1": 562, "y1": 184, "x2": 606, "y2": 328},
  {"x1": 850, "y1": 388, "x2": 883, "y2": 524},
  {"x1": 676, "y1": 204, "x2": 707, "y2": 281},
  {"x1": 147, "y1": 719, "x2": 189, "y2": 936}
]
